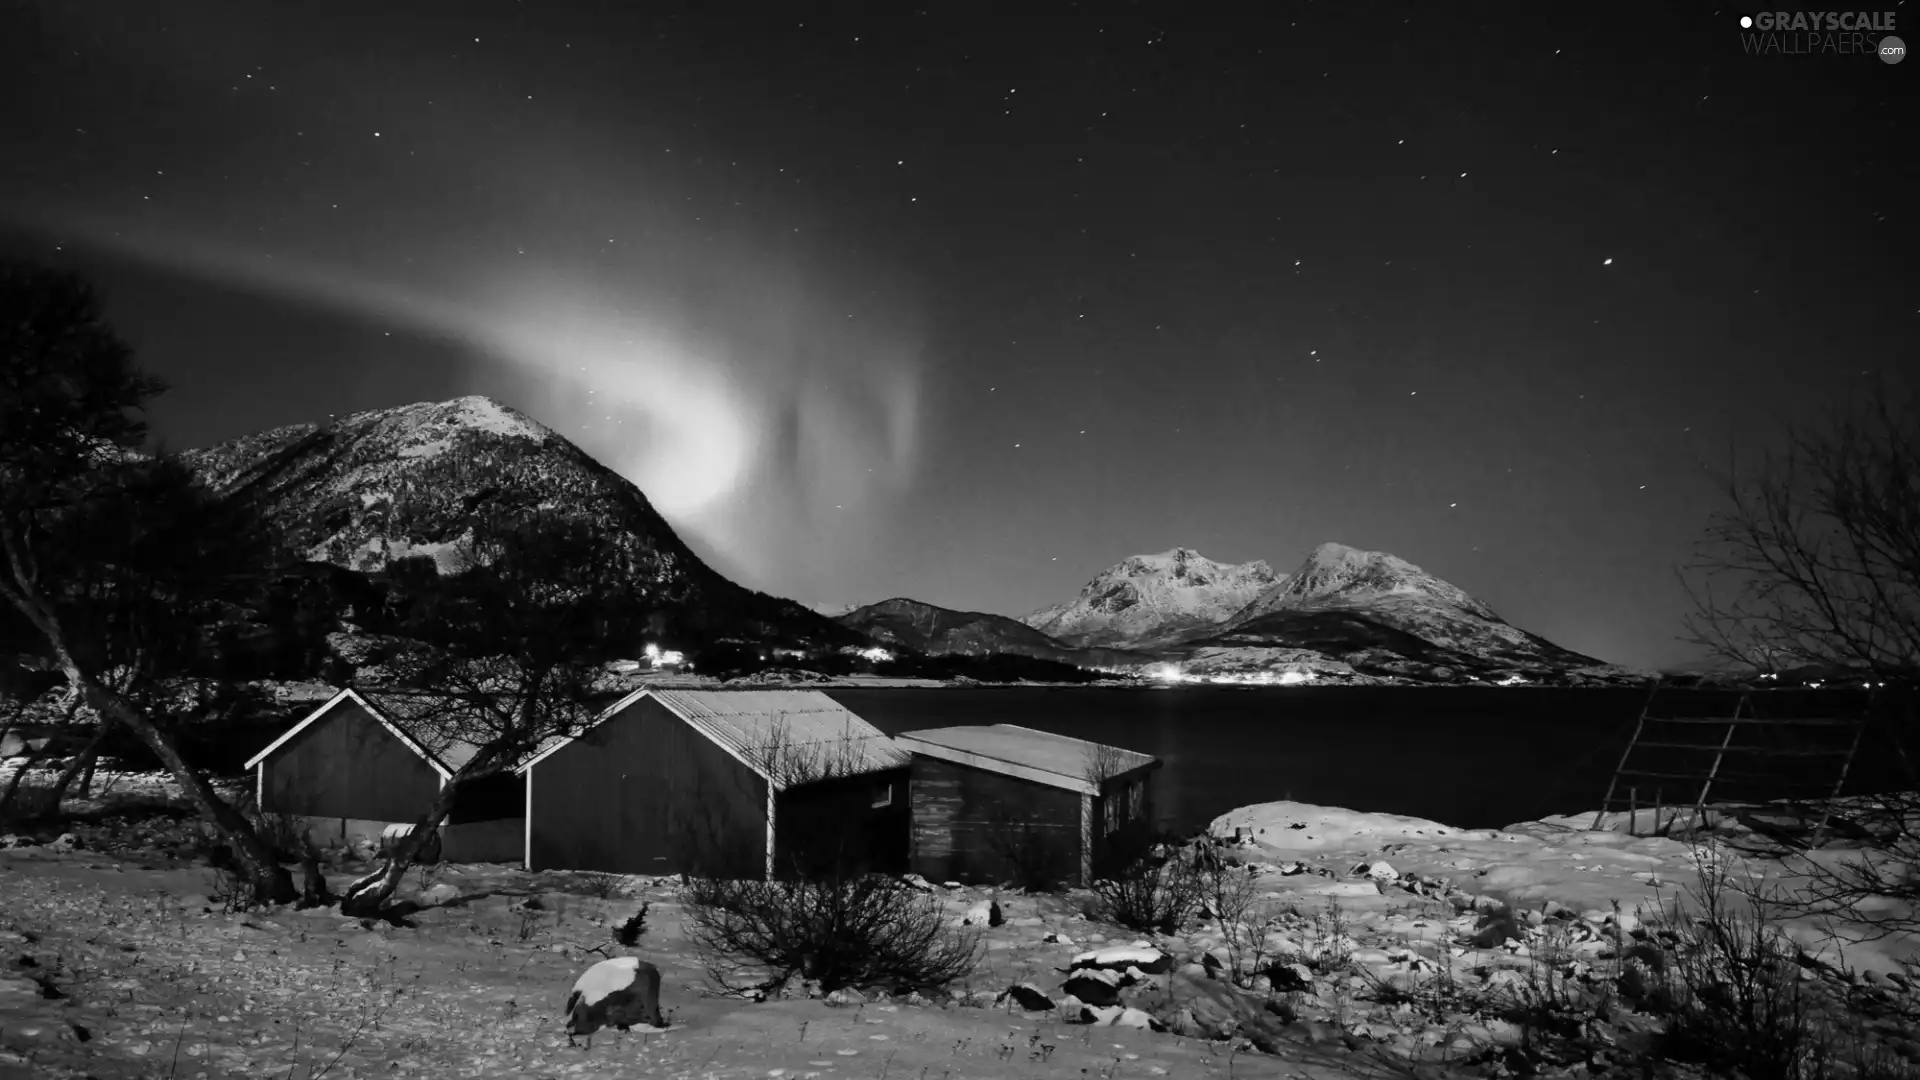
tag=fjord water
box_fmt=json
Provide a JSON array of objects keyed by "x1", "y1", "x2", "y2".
[{"x1": 830, "y1": 686, "x2": 1907, "y2": 834}]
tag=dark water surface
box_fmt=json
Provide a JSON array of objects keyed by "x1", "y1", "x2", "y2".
[{"x1": 828, "y1": 686, "x2": 1911, "y2": 834}]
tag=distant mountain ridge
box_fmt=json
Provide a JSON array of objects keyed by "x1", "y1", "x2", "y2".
[
  {"x1": 174, "y1": 394, "x2": 1621, "y2": 686},
  {"x1": 836, "y1": 598, "x2": 1150, "y2": 668},
  {"x1": 1022, "y1": 547, "x2": 1280, "y2": 649},
  {"x1": 1008, "y1": 541, "x2": 1612, "y2": 682}
]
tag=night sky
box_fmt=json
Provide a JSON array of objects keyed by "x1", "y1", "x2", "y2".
[{"x1": 2, "y1": 4, "x2": 1913, "y2": 671}]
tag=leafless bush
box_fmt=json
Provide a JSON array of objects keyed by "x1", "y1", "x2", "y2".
[
  {"x1": 679, "y1": 869, "x2": 982, "y2": 995},
  {"x1": 1091, "y1": 832, "x2": 1202, "y2": 934},
  {"x1": 614, "y1": 903, "x2": 648, "y2": 947},
  {"x1": 574, "y1": 871, "x2": 624, "y2": 899},
  {"x1": 1191, "y1": 839, "x2": 1288, "y2": 990},
  {"x1": 1647, "y1": 848, "x2": 1835, "y2": 1080}
]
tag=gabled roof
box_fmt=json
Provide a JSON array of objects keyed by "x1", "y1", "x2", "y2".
[
  {"x1": 892, "y1": 724, "x2": 1158, "y2": 795},
  {"x1": 243, "y1": 687, "x2": 554, "y2": 778},
  {"x1": 244, "y1": 688, "x2": 452, "y2": 778},
  {"x1": 516, "y1": 688, "x2": 910, "y2": 790}
]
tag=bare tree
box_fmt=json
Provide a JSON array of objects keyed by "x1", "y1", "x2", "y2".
[
  {"x1": 1682, "y1": 382, "x2": 1920, "y2": 681},
  {"x1": 0, "y1": 262, "x2": 297, "y2": 904},
  {"x1": 1682, "y1": 382, "x2": 1920, "y2": 954},
  {"x1": 340, "y1": 517, "x2": 663, "y2": 915},
  {"x1": 1082, "y1": 740, "x2": 1128, "y2": 789}
]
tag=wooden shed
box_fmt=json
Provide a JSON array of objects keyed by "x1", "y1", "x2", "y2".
[
  {"x1": 892, "y1": 725, "x2": 1161, "y2": 889},
  {"x1": 516, "y1": 688, "x2": 912, "y2": 878},
  {"x1": 243, "y1": 688, "x2": 527, "y2": 863}
]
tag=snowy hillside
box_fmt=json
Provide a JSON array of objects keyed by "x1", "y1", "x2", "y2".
[
  {"x1": 1021, "y1": 547, "x2": 1281, "y2": 649},
  {"x1": 1231, "y1": 542, "x2": 1500, "y2": 622},
  {"x1": 180, "y1": 395, "x2": 863, "y2": 651},
  {"x1": 838, "y1": 597, "x2": 1151, "y2": 668}
]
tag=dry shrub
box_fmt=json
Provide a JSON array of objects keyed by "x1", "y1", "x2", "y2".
[
  {"x1": 1091, "y1": 830, "x2": 1203, "y2": 934},
  {"x1": 680, "y1": 868, "x2": 982, "y2": 995}
]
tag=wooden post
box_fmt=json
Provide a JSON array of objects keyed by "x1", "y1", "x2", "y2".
[
  {"x1": 1813, "y1": 702, "x2": 1872, "y2": 846},
  {"x1": 1692, "y1": 695, "x2": 1746, "y2": 830},
  {"x1": 1595, "y1": 680, "x2": 1663, "y2": 830},
  {"x1": 1627, "y1": 787, "x2": 1638, "y2": 836},
  {"x1": 1078, "y1": 792, "x2": 1093, "y2": 888}
]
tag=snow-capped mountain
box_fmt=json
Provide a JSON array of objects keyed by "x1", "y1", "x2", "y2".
[
  {"x1": 837, "y1": 598, "x2": 1150, "y2": 668},
  {"x1": 181, "y1": 395, "x2": 864, "y2": 655},
  {"x1": 1231, "y1": 542, "x2": 1499, "y2": 622},
  {"x1": 1174, "y1": 542, "x2": 1604, "y2": 679},
  {"x1": 1022, "y1": 547, "x2": 1281, "y2": 649},
  {"x1": 1016, "y1": 541, "x2": 1612, "y2": 682}
]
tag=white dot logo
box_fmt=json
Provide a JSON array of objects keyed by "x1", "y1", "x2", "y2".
[
  {"x1": 1882, "y1": 36, "x2": 1907, "y2": 64},
  {"x1": 1740, "y1": 15, "x2": 1753, "y2": 27}
]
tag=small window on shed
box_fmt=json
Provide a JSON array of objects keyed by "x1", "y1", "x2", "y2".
[
  {"x1": 1128, "y1": 779, "x2": 1145, "y2": 821},
  {"x1": 872, "y1": 781, "x2": 894, "y2": 809}
]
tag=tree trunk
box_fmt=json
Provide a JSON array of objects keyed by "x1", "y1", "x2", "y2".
[
  {"x1": 79, "y1": 677, "x2": 295, "y2": 902},
  {"x1": 35, "y1": 723, "x2": 107, "y2": 819},
  {"x1": 0, "y1": 576, "x2": 297, "y2": 905},
  {"x1": 341, "y1": 775, "x2": 464, "y2": 916},
  {"x1": 0, "y1": 736, "x2": 51, "y2": 815}
]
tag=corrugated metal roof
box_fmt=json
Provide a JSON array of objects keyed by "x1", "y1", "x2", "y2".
[
  {"x1": 894, "y1": 724, "x2": 1156, "y2": 791},
  {"x1": 647, "y1": 689, "x2": 911, "y2": 789}
]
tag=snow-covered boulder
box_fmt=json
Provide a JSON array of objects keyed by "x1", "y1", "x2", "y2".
[{"x1": 1070, "y1": 945, "x2": 1171, "y2": 975}]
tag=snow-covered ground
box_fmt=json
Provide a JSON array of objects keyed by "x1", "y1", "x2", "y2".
[
  {"x1": 1210, "y1": 800, "x2": 1920, "y2": 978},
  {"x1": 4, "y1": 776, "x2": 1916, "y2": 1078}
]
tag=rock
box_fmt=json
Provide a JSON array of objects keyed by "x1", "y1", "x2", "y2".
[
  {"x1": 1043, "y1": 931, "x2": 1074, "y2": 945},
  {"x1": 414, "y1": 883, "x2": 461, "y2": 908},
  {"x1": 1112, "y1": 1007, "x2": 1158, "y2": 1029},
  {"x1": 1200, "y1": 947, "x2": 1231, "y2": 976},
  {"x1": 962, "y1": 988, "x2": 999, "y2": 1008},
  {"x1": 1166, "y1": 1007, "x2": 1205, "y2": 1038},
  {"x1": 1484, "y1": 969, "x2": 1530, "y2": 993},
  {"x1": 1356, "y1": 860, "x2": 1398, "y2": 883},
  {"x1": 901, "y1": 873, "x2": 935, "y2": 892},
  {"x1": 0, "y1": 835, "x2": 31, "y2": 850},
  {"x1": 1002, "y1": 982, "x2": 1053, "y2": 1011},
  {"x1": 1267, "y1": 960, "x2": 1313, "y2": 991},
  {"x1": 959, "y1": 902, "x2": 994, "y2": 926},
  {"x1": 988, "y1": 899, "x2": 1005, "y2": 927},
  {"x1": 0, "y1": 974, "x2": 40, "y2": 1004},
  {"x1": 1074, "y1": 1003, "x2": 1124, "y2": 1025},
  {"x1": 1072, "y1": 944, "x2": 1172, "y2": 975},
  {"x1": 1062, "y1": 968, "x2": 1122, "y2": 1006},
  {"x1": 825, "y1": 988, "x2": 866, "y2": 1006}
]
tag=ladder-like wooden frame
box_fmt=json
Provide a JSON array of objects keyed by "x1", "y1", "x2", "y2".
[{"x1": 1592, "y1": 685, "x2": 1869, "y2": 840}]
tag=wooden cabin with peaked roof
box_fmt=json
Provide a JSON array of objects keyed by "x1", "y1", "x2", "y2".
[
  {"x1": 244, "y1": 688, "x2": 526, "y2": 863},
  {"x1": 516, "y1": 688, "x2": 912, "y2": 878},
  {"x1": 891, "y1": 725, "x2": 1160, "y2": 889}
]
